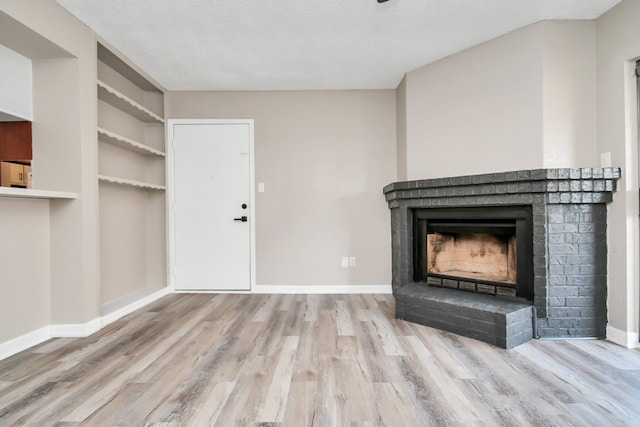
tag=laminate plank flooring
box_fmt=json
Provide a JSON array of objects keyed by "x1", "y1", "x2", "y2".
[{"x1": 2, "y1": 293, "x2": 640, "y2": 426}]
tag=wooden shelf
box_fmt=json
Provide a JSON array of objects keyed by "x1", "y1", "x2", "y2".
[
  {"x1": 97, "y1": 80, "x2": 164, "y2": 124},
  {"x1": 0, "y1": 187, "x2": 77, "y2": 199},
  {"x1": 98, "y1": 127, "x2": 165, "y2": 157},
  {"x1": 98, "y1": 174, "x2": 165, "y2": 191}
]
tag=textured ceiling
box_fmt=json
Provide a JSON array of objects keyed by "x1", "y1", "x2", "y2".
[{"x1": 55, "y1": 0, "x2": 620, "y2": 91}]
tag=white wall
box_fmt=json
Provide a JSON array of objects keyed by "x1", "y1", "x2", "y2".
[
  {"x1": 404, "y1": 23, "x2": 545, "y2": 180},
  {"x1": 543, "y1": 21, "x2": 596, "y2": 168},
  {"x1": 402, "y1": 21, "x2": 598, "y2": 181},
  {"x1": 596, "y1": 0, "x2": 640, "y2": 346},
  {"x1": 167, "y1": 90, "x2": 396, "y2": 288},
  {"x1": 396, "y1": 77, "x2": 407, "y2": 181},
  {"x1": 0, "y1": 198, "x2": 50, "y2": 343},
  {"x1": 0, "y1": 42, "x2": 32, "y2": 121}
]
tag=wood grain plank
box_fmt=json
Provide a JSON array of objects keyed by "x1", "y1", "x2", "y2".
[
  {"x1": 255, "y1": 336, "x2": 299, "y2": 423},
  {"x1": 181, "y1": 381, "x2": 236, "y2": 426},
  {"x1": 69, "y1": 382, "x2": 148, "y2": 426},
  {"x1": 373, "y1": 382, "x2": 423, "y2": 427},
  {"x1": 292, "y1": 318, "x2": 320, "y2": 382},
  {"x1": 355, "y1": 314, "x2": 406, "y2": 384},
  {"x1": 302, "y1": 294, "x2": 320, "y2": 322},
  {"x1": 402, "y1": 335, "x2": 482, "y2": 424},
  {"x1": 252, "y1": 294, "x2": 279, "y2": 322},
  {"x1": 413, "y1": 326, "x2": 476, "y2": 380},
  {"x1": 140, "y1": 334, "x2": 236, "y2": 425},
  {"x1": 335, "y1": 299, "x2": 355, "y2": 336},
  {"x1": 282, "y1": 381, "x2": 318, "y2": 426},
  {"x1": 368, "y1": 308, "x2": 407, "y2": 357},
  {"x1": 348, "y1": 294, "x2": 372, "y2": 322}
]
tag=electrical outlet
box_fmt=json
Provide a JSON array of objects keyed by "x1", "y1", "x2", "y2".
[
  {"x1": 341, "y1": 256, "x2": 349, "y2": 268},
  {"x1": 349, "y1": 256, "x2": 356, "y2": 267},
  {"x1": 600, "y1": 152, "x2": 611, "y2": 168}
]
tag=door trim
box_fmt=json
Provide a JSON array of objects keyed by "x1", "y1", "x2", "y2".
[{"x1": 167, "y1": 119, "x2": 256, "y2": 292}]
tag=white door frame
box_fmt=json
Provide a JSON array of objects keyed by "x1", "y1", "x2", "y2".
[{"x1": 167, "y1": 119, "x2": 256, "y2": 292}]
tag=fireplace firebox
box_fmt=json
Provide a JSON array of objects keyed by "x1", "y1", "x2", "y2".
[{"x1": 414, "y1": 206, "x2": 533, "y2": 300}]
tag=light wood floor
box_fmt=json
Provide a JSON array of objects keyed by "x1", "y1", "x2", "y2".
[{"x1": 1, "y1": 294, "x2": 640, "y2": 426}]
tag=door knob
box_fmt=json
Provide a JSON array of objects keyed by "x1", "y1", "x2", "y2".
[{"x1": 234, "y1": 216, "x2": 248, "y2": 222}]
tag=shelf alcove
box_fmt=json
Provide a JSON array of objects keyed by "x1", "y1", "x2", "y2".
[{"x1": 96, "y1": 41, "x2": 167, "y2": 314}]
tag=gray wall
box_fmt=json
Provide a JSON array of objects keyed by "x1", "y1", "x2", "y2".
[
  {"x1": 402, "y1": 20, "x2": 597, "y2": 180},
  {"x1": 596, "y1": 0, "x2": 640, "y2": 344},
  {"x1": 0, "y1": 199, "x2": 50, "y2": 342},
  {"x1": 403, "y1": 22, "x2": 545, "y2": 179},
  {"x1": 395, "y1": 78, "x2": 407, "y2": 181},
  {"x1": 167, "y1": 90, "x2": 397, "y2": 287}
]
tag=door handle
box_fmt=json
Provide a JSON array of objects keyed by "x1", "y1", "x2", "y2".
[{"x1": 234, "y1": 216, "x2": 248, "y2": 222}]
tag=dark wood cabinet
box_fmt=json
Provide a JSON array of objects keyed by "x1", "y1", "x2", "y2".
[{"x1": 0, "y1": 121, "x2": 32, "y2": 160}]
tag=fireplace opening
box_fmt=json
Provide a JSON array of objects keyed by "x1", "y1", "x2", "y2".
[
  {"x1": 428, "y1": 231, "x2": 517, "y2": 281},
  {"x1": 414, "y1": 206, "x2": 533, "y2": 300}
]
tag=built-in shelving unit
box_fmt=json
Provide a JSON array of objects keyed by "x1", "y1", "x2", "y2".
[{"x1": 97, "y1": 41, "x2": 167, "y2": 314}]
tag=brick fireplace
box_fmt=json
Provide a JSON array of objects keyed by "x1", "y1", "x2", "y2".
[{"x1": 384, "y1": 168, "x2": 620, "y2": 348}]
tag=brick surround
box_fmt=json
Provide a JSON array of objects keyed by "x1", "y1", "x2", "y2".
[{"x1": 384, "y1": 168, "x2": 621, "y2": 347}]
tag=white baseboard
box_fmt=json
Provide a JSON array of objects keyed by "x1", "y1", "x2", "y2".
[
  {"x1": 51, "y1": 318, "x2": 102, "y2": 338},
  {"x1": 0, "y1": 287, "x2": 171, "y2": 361},
  {"x1": 606, "y1": 325, "x2": 640, "y2": 348},
  {"x1": 252, "y1": 284, "x2": 392, "y2": 294},
  {"x1": 101, "y1": 287, "x2": 171, "y2": 327},
  {"x1": 0, "y1": 325, "x2": 51, "y2": 361}
]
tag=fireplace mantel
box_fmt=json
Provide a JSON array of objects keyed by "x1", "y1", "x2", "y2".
[{"x1": 384, "y1": 168, "x2": 621, "y2": 348}]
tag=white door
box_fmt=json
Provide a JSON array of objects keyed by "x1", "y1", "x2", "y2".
[{"x1": 171, "y1": 121, "x2": 253, "y2": 291}]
